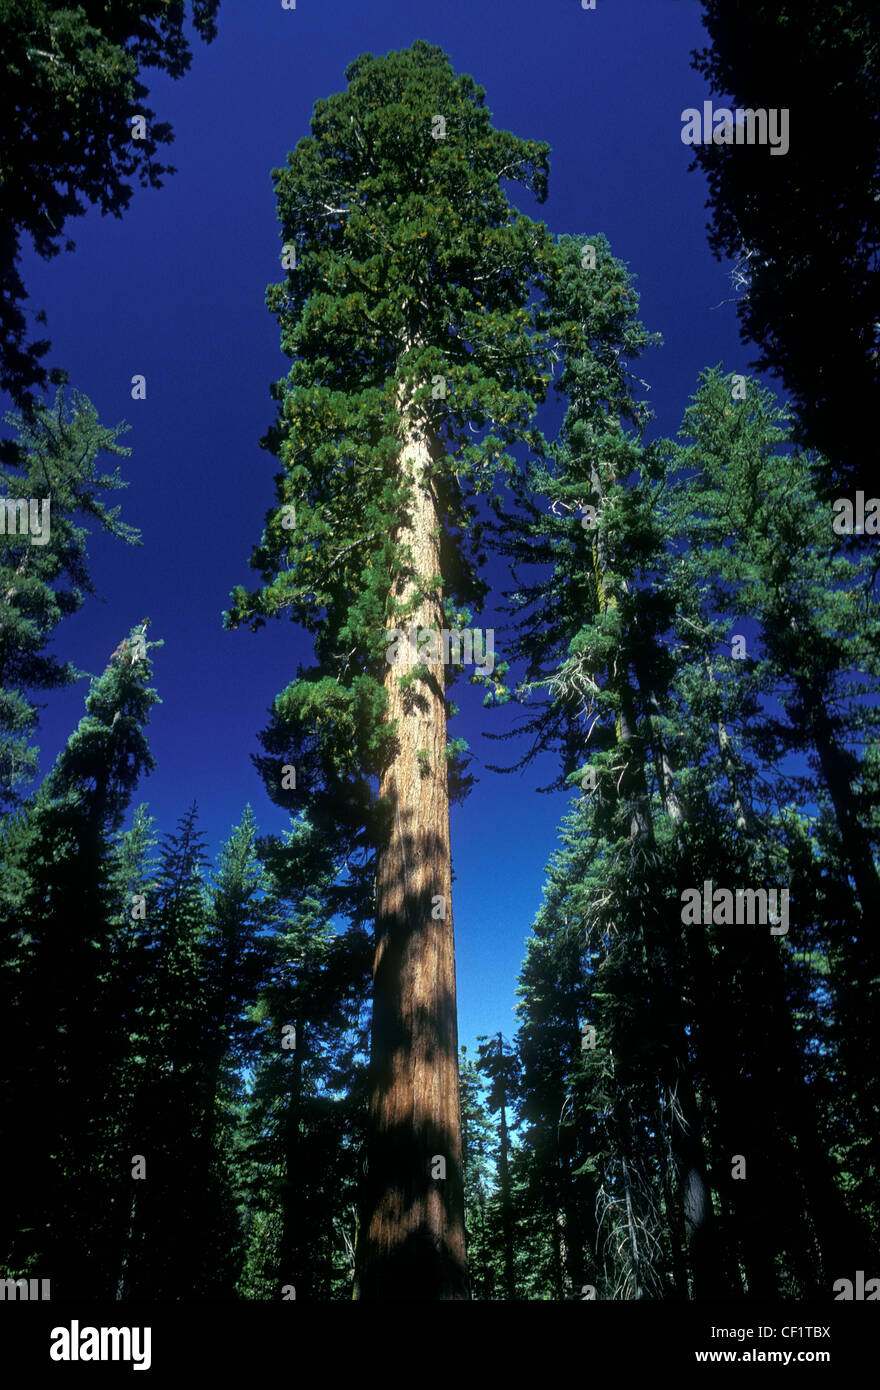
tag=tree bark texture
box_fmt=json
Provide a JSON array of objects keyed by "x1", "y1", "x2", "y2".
[{"x1": 357, "y1": 386, "x2": 468, "y2": 1300}]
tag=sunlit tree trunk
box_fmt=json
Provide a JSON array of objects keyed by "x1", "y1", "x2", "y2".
[{"x1": 357, "y1": 387, "x2": 467, "y2": 1300}]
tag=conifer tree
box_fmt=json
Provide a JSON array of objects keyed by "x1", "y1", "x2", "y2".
[
  {"x1": 226, "y1": 40, "x2": 556, "y2": 1299},
  {"x1": 0, "y1": 388, "x2": 140, "y2": 809},
  {"x1": 235, "y1": 812, "x2": 371, "y2": 1301},
  {"x1": 184, "y1": 808, "x2": 273, "y2": 1297},
  {"x1": 476, "y1": 1032, "x2": 519, "y2": 1300},
  {"x1": 489, "y1": 233, "x2": 708, "y2": 1297},
  {"x1": 121, "y1": 802, "x2": 214, "y2": 1298},
  {"x1": 106, "y1": 801, "x2": 160, "y2": 1298},
  {"x1": 688, "y1": 1, "x2": 878, "y2": 494},
  {"x1": 0, "y1": 0, "x2": 221, "y2": 407},
  {"x1": 515, "y1": 844, "x2": 612, "y2": 1299},
  {"x1": 660, "y1": 370, "x2": 880, "y2": 927},
  {"x1": 458, "y1": 1045, "x2": 497, "y2": 1299},
  {"x1": 509, "y1": 355, "x2": 877, "y2": 1299},
  {"x1": 654, "y1": 370, "x2": 880, "y2": 1284},
  {"x1": 0, "y1": 620, "x2": 158, "y2": 1293}
]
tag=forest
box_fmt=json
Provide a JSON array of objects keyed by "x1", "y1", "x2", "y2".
[{"x1": 0, "y1": 1, "x2": 877, "y2": 1305}]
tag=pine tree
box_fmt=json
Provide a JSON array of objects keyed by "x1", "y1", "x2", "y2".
[
  {"x1": 488, "y1": 233, "x2": 711, "y2": 1298},
  {"x1": 106, "y1": 801, "x2": 160, "y2": 1299},
  {"x1": 476, "y1": 1033, "x2": 519, "y2": 1300},
  {"x1": 654, "y1": 369, "x2": 880, "y2": 1285},
  {"x1": 0, "y1": 620, "x2": 158, "y2": 1293},
  {"x1": 226, "y1": 40, "x2": 557, "y2": 1299},
  {"x1": 0, "y1": 388, "x2": 140, "y2": 809},
  {"x1": 458, "y1": 1045, "x2": 498, "y2": 1299},
  {"x1": 121, "y1": 802, "x2": 213, "y2": 1298},
  {"x1": 187, "y1": 808, "x2": 274, "y2": 1296},
  {"x1": 235, "y1": 812, "x2": 372, "y2": 1302}
]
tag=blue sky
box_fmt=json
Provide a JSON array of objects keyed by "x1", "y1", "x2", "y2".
[{"x1": 7, "y1": 0, "x2": 758, "y2": 1053}]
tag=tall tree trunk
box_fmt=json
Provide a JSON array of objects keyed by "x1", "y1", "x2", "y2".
[
  {"x1": 597, "y1": 559, "x2": 721, "y2": 1296},
  {"x1": 279, "y1": 1017, "x2": 305, "y2": 1299},
  {"x1": 779, "y1": 607, "x2": 880, "y2": 924},
  {"x1": 705, "y1": 657, "x2": 875, "y2": 1291},
  {"x1": 667, "y1": 1066, "x2": 726, "y2": 1298},
  {"x1": 357, "y1": 388, "x2": 468, "y2": 1300},
  {"x1": 497, "y1": 1060, "x2": 516, "y2": 1301},
  {"x1": 620, "y1": 1153, "x2": 644, "y2": 1299},
  {"x1": 556, "y1": 1208, "x2": 571, "y2": 1298},
  {"x1": 657, "y1": 1096, "x2": 690, "y2": 1298},
  {"x1": 800, "y1": 682, "x2": 880, "y2": 924},
  {"x1": 759, "y1": 937, "x2": 875, "y2": 1290},
  {"x1": 705, "y1": 665, "x2": 784, "y2": 1295},
  {"x1": 115, "y1": 1192, "x2": 137, "y2": 1301},
  {"x1": 640, "y1": 665, "x2": 733, "y2": 1295}
]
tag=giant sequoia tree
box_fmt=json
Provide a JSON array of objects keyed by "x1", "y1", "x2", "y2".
[{"x1": 226, "y1": 41, "x2": 556, "y2": 1299}]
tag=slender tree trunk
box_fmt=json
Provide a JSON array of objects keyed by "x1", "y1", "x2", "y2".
[
  {"x1": 620, "y1": 1154, "x2": 644, "y2": 1299},
  {"x1": 658, "y1": 1098, "x2": 690, "y2": 1298},
  {"x1": 705, "y1": 670, "x2": 783, "y2": 1295},
  {"x1": 642, "y1": 676, "x2": 732, "y2": 1297},
  {"x1": 493, "y1": 1033, "x2": 516, "y2": 1301},
  {"x1": 498, "y1": 1084, "x2": 516, "y2": 1300},
  {"x1": 116, "y1": 1193, "x2": 137, "y2": 1300},
  {"x1": 759, "y1": 937, "x2": 875, "y2": 1288},
  {"x1": 643, "y1": 685, "x2": 685, "y2": 829},
  {"x1": 357, "y1": 386, "x2": 468, "y2": 1300},
  {"x1": 668, "y1": 1067, "x2": 726, "y2": 1298},
  {"x1": 279, "y1": 1018, "x2": 304, "y2": 1298},
  {"x1": 800, "y1": 685, "x2": 880, "y2": 923},
  {"x1": 706, "y1": 660, "x2": 875, "y2": 1291},
  {"x1": 592, "y1": 505, "x2": 722, "y2": 1297},
  {"x1": 474, "y1": 1195, "x2": 486, "y2": 1300},
  {"x1": 558, "y1": 1160, "x2": 586, "y2": 1300},
  {"x1": 556, "y1": 1208, "x2": 571, "y2": 1298},
  {"x1": 551, "y1": 1205, "x2": 565, "y2": 1299}
]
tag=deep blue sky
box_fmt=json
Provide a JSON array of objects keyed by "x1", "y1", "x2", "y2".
[{"x1": 8, "y1": 0, "x2": 760, "y2": 1053}]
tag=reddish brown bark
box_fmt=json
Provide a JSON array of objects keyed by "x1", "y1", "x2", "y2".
[{"x1": 356, "y1": 388, "x2": 468, "y2": 1300}]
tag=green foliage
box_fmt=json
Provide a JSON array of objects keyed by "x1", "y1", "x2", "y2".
[
  {"x1": 653, "y1": 368, "x2": 880, "y2": 1258},
  {"x1": 226, "y1": 41, "x2": 560, "y2": 863},
  {"x1": 689, "y1": 1, "x2": 878, "y2": 493},
  {"x1": 0, "y1": 388, "x2": 141, "y2": 809},
  {"x1": 458, "y1": 1046, "x2": 501, "y2": 1298},
  {"x1": 0, "y1": 622, "x2": 159, "y2": 1292},
  {"x1": 0, "y1": 0, "x2": 220, "y2": 406},
  {"x1": 1, "y1": 27, "x2": 876, "y2": 1305},
  {"x1": 508, "y1": 347, "x2": 880, "y2": 1298},
  {"x1": 234, "y1": 813, "x2": 372, "y2": 1301}
]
